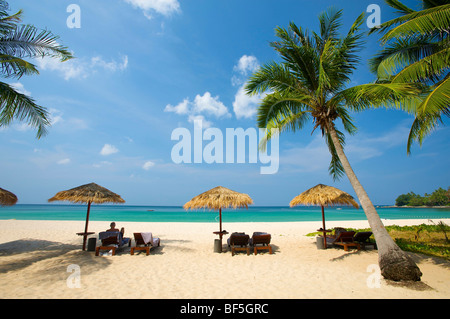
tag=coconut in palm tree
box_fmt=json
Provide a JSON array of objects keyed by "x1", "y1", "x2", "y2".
[{"x1": 245, "y1": 8, "x2": 422, "y2": 281}]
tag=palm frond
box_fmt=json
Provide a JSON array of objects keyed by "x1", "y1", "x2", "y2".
[
  {"x1": 415, "y1": 74, "x2": 450, "y2": 117},
  {"x1": 369, "y1": 36, "x2": 440, "y2": 78},
  {"x1": 0, "y1": 53, "x2": 38, "y2": 78},
  {"x1": 384, "y1": 0, "x2": 416, "y2": 15},
  {"x1": 324, "y1": 127, "x2": 346, "y2": 180},
  {"x1": 380, "y1": 5, "x2": 450, "y2": 42},
  {"x1": 392, "y1": 47, "x2": 450, "y2": 83},
  {"x1": 318, "y1": 7, "x2": 343, "y2": 43},
  {"x1": 256, "y1": 90, "x2": 312, "y2": 130},
  {"x1": 245, "y1": 61, "x2": 302, "y2": 96},
  {"x1": 332, "y1": 82, "x2": 422, "y2": 113},
  {"x1": 0, "y1": 81, "x2": 50, "y2": 138},
  {"x1": 407, "y1": 112, "x2": 443, "y2": 155},
  {"x1": 317, "y1": 39, "x2": 334, "y2": 94},
  {"x1": 272, "y1": 24, "x2": 319, "y2": 91},
  {"x1": 332, "y1": 12, "x2": 366, "y2": 85},
  {"x1": 0, "y1": 7, "x2": 22, "y2": 36},
  {"x1": 335, "y1": 104, "x2": 358, "y2": 135},
  {"x1": 258, "y1": 109, "x2": 311, "y2": 152},
  {"x1": 0, "y1": 24, "x2": 73, "y2": 62}
]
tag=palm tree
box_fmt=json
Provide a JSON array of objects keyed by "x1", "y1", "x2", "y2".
[
  {"x1": 369, "y1": 0, "x2": 450, "y2": 154},
  {"x1": 0, "y1": 0, "x2": 73, "y2": 138},
  {"x1": 245, "y1": 8, "x2": 423, "y2": 281}
]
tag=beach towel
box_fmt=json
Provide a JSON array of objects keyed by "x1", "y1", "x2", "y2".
[
  {"x1": 99, "y1": 231, "x2": 119, "y2": 240},
  {"x1": 99, "y1": 231, "x2": 129, "y2": 247},
  {"x1": 141, "y1": 232, "x2": 160, "y2": 246}
]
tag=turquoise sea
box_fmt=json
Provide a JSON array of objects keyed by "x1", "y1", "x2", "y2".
[{"x1": 0, "y1": 204, "x2": 449, "y2": 223}]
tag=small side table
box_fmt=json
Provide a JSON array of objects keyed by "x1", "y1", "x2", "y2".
[
  {"x1": 317, "y1": 229, "x2": 332, "y2": 249},
  {"x1": 213, "y1": 231, "x2": 229, "y2": 253},
  {"x1": 76, "y1": 232, "x2": 95, "y2": 251}
]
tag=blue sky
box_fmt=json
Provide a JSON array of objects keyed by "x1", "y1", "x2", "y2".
[{"x1": 1, "y1": 0, "x2": 449, "y2": 206}]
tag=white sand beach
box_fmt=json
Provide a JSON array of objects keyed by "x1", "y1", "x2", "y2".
[{"x1": 0, "y1": 218, "x2": 449, "y2": 299}]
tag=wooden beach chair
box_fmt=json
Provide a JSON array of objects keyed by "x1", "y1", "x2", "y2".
[
  {"x1": 326, "y1": 227, "x2": 347, "y2": 239},
  {"x1": 131, "y1": 232, "x2": 160, "y2": 256},
  {"x1": 227, "y1": 233, "x2": 250, "y2": 256},
  {"x1": 326, "y1": 231, "x2": 360, "y2": 251},
  {"x1": 353, "y1": 231, "x2": 377, "y2": 250},
  {"x1": 250, "y1": 232, "x2": 272, "y2": 255},
  {"x1": 95, "y1": 231, "x2": 131, "y2": 256}
]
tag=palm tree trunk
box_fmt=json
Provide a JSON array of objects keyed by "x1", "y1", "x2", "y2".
[{"x1": 327, "y1": 123, "x2": 422, "y2": 281}]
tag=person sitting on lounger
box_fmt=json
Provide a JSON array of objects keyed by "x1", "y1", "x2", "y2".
[{"x1": 107, "y1": 222, "x2": 125, "y2": 236}]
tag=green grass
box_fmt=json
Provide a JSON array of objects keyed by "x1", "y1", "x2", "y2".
[{"x1": 306, "y1": 222, "x2": 450, "y2": 260}]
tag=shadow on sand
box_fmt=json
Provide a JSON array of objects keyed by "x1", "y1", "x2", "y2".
[{"x1": 0, "y1": 238, "x2": 110, "y2": 275}]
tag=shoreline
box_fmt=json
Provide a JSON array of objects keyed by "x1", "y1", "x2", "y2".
[{"x1": 0, "y1": 218, "x2": 449, "y2": 299}]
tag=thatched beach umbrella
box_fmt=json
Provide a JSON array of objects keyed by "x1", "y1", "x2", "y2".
[
  {"x1": 48, "y1": 182, "x2": 125, "y2": 251},
  {"x1": 184, "y1": 186, "x2": 253, "y2": 251},
  {"x1": 290, "y1": 184, "x2": 359, "y2": 248},
  {"x1": 0, "y1": 187, "x2": 18, "y2": 206}
]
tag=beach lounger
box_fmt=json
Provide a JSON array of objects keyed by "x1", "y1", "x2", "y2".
[
  {"x1": 131, "y1": 232, "x2": 160, "y2": 256},
  {"x1": 95, "y1": 231, "x2": 131, "y2": 256},
  {"x1": 353, "y1": 231, "x2": 377, "y2": 250},
  {"x1": 325, "y1": 227, "x2": 347, "y2": 239},
  {"x1": 227, "y1": 232, "x2": 250, "y2": 256},
  {"x1": 326, "y1": 231, "x2": 360, "y2": 251},
  {"x1": 250, "y1": 232, "x2": 272, "y2": 255},
  {"x1": 327, "y1": 228, "x2": 376, "y2": 249}
]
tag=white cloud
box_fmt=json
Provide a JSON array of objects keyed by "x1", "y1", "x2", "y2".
[
  {"x1": 46, "y1": 109, "x2": 88, "y2": 131},
  {"x1": 232, "y1": 85, "x2": 265, "y2": 119},
  {"x1": 165, "y1": 93, "x2": 230, "y2": 118},
  {"x1": 100, "y1": 144, "x2": 119, "y2": 156},
  {"x1": 188, "y1": 114, "x2": 212, "y2": 129},
  {"x1": 123, "y1": 0, "x2": 181, "y2": 19},
  {"x1": 10, "y1": 82, "x2": 31, "y2": 96},
  {"x1": 57, "y1": 158, "x2": 71, "y2": 165},
  {"x1": 91, "y1": 55, "x2": 128, "y2": 72},
  {"x1": 164, "y1": 92, "x2": 230, "y2": 127},
  {"x1": 164, "y1": 98, "x2": 190, "y2": 114},
  {"x1": 142, "y1": 160, "x2": 155, "y2": 170},
  {"x1": 165, "y1": 55, "x2": 261, "y2": 124},
  {"x1": 192, "y1": 92, "x2": 230, "y2": 118},
  {"x1": 49, "y1": 108, "x2": 63, "y2": 125},
  {"x1": 234, "y1": 55, "x2": 260, "y2": 75},
  {"x1": 93, "y1": 161, "x2": 113, "y2": 168},
  {"x1": 14, "y1": 123, "x2": 32, "y2": 132},
  {"x1": 37, "y1": 56, "x2": 86, "y2": 81},
  {"x1": 231, "y1": 55, "x2": 264, "y2": 119},
  {"x1": 37, "y1": 55, "x2": 129, "y2": 80},
  {"x1": 232, "y1": 55, "x2": 260, "y2": 87}
]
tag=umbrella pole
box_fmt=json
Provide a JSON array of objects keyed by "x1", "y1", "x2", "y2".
[
  {"x1": 219, "y1": 208, "x2": 223, "y2": 251},
  {"x1": 321, "y1": 205, "x2": 327, "y2": 249},
  {"x1": 82, "y1": 200, "x2": 92, "y2": 251},
  {"x1": 219, "y1": 208, "x2": 222, "y2": 234}
]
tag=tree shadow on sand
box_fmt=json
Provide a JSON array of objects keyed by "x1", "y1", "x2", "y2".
[
  {"x1": 0, "y1": 239, "x2": 111, "y2": 275},
  {"x1": 325, "y1": 245, "x2": 446, "y2": 291},
  {"x1": 107, "y1": 237, "x2": 189, "y2": 255}
]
